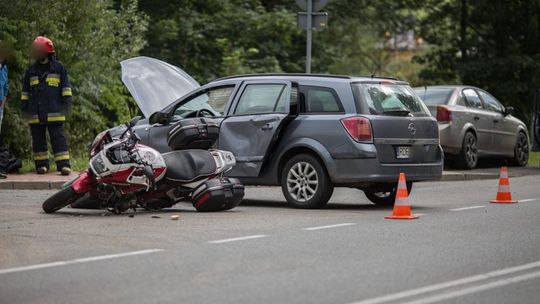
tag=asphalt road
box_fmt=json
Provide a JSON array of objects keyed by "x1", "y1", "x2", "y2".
[{"x1": 0, "y1": 175, "x2": 539, "y2": 304}]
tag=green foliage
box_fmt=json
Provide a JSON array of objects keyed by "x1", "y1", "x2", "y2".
[
  {"x1": 415, "y1": 0, "x2": 540, "y2": 121},
  {"x1": 0, "y1": 0, "x2": 147, "y2": 157}
]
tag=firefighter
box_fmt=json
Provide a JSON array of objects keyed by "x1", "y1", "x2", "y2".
[{"x1": 21, "y1": 36, "x2": 72, "y2": 175}]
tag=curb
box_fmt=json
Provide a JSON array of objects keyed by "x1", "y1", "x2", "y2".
[
  {"x1": 440, "y1": 172, "x2": 499, "y2": 181},
  {"x1": 0, "y1": 180, "x2": 65, "y2": 190}
]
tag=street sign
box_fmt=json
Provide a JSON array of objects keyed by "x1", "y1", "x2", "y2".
[
  {"x1": 298, "y1": 12, "x2": 328, "y2": 29},
  {"x1": 295, "y1": 0, "x2": 329, "y2": 12}
]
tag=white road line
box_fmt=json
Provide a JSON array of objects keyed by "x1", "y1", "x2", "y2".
[
  {"x1": 414, "y1": 213, "x2": 426, "y2": 216},
  {"x1": 519, "y1": 198, "x2": 538, "y2": 203},
  {"x1": 402, "y1": 269, "x2": 540, "y2": 304},
  {"x1": 347, "y1": 260, "x2": 540, "y2": 304},
  {"x1": 303, "y1": 223, "x2": 356, "y2": 231},
  {"x1": 449, "y1": 206, "x2": 486, "y2": 211},
  {"x1": 0, "y1": 249, "x2": 164, "y2": 275},
  {"x1": 208, "y1": 234, "x2": 268, "y2": 244}
]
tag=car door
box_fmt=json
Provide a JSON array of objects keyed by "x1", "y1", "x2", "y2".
[
  {"x1": 147, "y1": 85, "x2": 237, "y2": 153},
  {"x1": 478, "y1": 90, "x2": 515, "y2": 155},
  {"x1": 219, "y1": 80, "x2": 292, "y2": 177},
  {"x1": 462, "y1": 88, "x2": 494, "y2": 153}
]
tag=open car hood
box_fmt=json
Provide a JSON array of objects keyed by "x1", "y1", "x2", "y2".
[{"x1": 121, "y1": 56, "x2": 200, "y2": 117}]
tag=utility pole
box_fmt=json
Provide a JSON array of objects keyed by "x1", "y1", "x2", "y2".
[
  {"x1": 306, "y1": 0, "x2": 313, "y2": 74},
  {"x1": 296, "y1": 0, "x2": 328, "y2": 74}
]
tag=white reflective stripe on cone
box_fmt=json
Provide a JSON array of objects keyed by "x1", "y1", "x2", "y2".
[
  {"x1": 394, "y1": 197, "x2": 410, "y2": 206},
  {"x1": 498, "y1": 185, "x2": 511, "y2": 193}
]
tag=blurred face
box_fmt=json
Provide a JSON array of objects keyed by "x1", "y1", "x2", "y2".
[{"x1": 31, "y1": 43, "x2": 48, "y2": 61}]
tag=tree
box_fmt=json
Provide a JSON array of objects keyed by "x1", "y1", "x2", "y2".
[
  {"x1": 0, "y1": 0, "x2": 148, "y2": 157},
  {"x1": 416, "y1": 0, "x2": 540, "y2": 121}
]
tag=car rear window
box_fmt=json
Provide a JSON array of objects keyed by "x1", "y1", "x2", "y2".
[
  {"x1": 354, "y1": 84, "x2": 430, "y2": 116},
  {"x1": 414, "y1": 87, "x2": 454, "y2": 105}
]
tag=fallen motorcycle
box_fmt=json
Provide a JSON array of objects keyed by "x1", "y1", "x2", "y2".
[{"x1": 42, "y1": 117, "x2": 244, "y2": 214}]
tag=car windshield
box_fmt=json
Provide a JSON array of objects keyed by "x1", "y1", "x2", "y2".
[
  {"x1": 414, "y1": 87, "x2": 454, "y2": 105},
  {"x1": 173, "y1": 86, "x2": 234, "y2": 119},
  {"x1": 357, "y1": 84, "x2": 429, "y2": 116}
]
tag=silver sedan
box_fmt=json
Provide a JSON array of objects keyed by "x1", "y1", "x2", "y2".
[{"x1": 414, "y1": 86, "x2": 529, "y2": 169}]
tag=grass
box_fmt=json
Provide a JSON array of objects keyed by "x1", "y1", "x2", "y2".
[
  {"x1": 19, "y1": 156, "x2": 88, "y2": 174},
  {"x1": 529, "y1": 151, "x2": 540, "y2": 166}
]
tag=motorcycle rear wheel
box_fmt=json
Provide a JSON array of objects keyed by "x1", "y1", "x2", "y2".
[{"x1": 42, "y1": 187, "x2": 82, "y2": 213}]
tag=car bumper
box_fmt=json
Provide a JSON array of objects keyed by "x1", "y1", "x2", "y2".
[
  {"x1": 329, "y1": 157, "x2": 443, "y2": 184},
  {"x1": 438, "y1": 123, "x2": 462, "y2": 155}
]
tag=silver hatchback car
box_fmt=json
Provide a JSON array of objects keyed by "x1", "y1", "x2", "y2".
[{"x1": 414, "y1": 86, "x2": 529, "y2": 169}]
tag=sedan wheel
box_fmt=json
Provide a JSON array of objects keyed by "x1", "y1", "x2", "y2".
[
  {"x1": 512, "y1": 132, "x2": 529, "y2": 166},
  {"x1": 280, "y1": 154, "x2": 333, "y2": 209}
]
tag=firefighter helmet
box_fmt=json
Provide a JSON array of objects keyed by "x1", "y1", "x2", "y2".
[{"x1": 33, "y1": 36, "x2": 55, "y2": 54}]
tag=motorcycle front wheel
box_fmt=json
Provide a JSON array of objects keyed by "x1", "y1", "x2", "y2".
[{"x1": 42, "y1": 187, "x2": 82, "y2": 213}]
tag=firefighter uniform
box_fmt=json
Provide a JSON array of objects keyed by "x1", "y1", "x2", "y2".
[{"x1": 21, "y1": 57, "x2": 72, "y2": 170}]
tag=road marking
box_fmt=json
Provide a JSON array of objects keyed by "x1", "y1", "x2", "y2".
[
  {"x1": 449, "y1": 206, "x2": 486, "y2": 211},
  {"x1": 519, "y1": 198, "x2": 538, "y2": 203},
  {"x1": 347, "y1": 260, "x2": 540, "y2": 304},
  {"x1": 414, "y1": 213, "x2": 426, "y2": 216},
  {"x1": 401, "y1": 269, "x2": 540, "y2": 304},
  {"x1": 208, "y1": 235, "x2": 268, "y2": 244},
  {"x1": 0, "y1": 249, "x2": 164, "y2": 275},
  {"x1": 303, "y1": 223, "x2": 356, "y2": 231}
]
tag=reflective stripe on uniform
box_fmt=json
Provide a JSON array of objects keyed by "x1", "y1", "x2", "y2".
[
  {"x1": 46, "y1": 74, "x2": 60, "y2": 87},
  {"x1": 30, "y1": 76, "x2": 39, "y2": 86},
  {"x1": 47, "y1": 113, "x2": 66, "y2": 122},
  {"x1": 34, "y1": 152, "x2": 49, "y2": 161},
  {"x1": 62, "y1": 87, "x2": 72, "y2": 96},
  {"x1": 21, "y1": 92, "x2": 30, "y2": 101},
  {"x1": 54, "y1": 151, "x2": 70, "y2": 161}
]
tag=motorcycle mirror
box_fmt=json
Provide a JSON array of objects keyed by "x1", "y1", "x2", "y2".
[{"x1": 129, "y1": 116, "x2": 142, "y2": 128}]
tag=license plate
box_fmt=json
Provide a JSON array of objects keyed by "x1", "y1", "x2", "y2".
[{"x1": 396, "y1": 146, "x2": 410, "y2": 159}]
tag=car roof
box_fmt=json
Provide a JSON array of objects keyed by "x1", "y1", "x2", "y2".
[
  {"x1": 413, "y1": 85, "x2": 477, "y2": 90},
  {"x1": 210, "y1": 73, "x2": 408, "y2": 85}
]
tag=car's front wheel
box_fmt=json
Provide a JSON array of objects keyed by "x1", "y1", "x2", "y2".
[
  {"x1": 364, "y1": 182, "x2": 413, "y2": 206},
  {"x1": 511, "y1": 132, "x2": 529, "y2": 167},
  {"x1": 280, "y1": 154, "x2": 334, "y2": 209}
]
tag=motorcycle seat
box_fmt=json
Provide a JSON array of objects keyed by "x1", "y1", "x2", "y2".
[{"x1": 162, "y1": 150, "x2": 217, "y2": 183}]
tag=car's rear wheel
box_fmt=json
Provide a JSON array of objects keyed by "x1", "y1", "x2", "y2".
[
  {"x1": 511, "y1": 132, "x2": 529, "y2": 166},
  {"x1": 280, "y1": 154, "x2": 333, "y2": 209},
  {"x1": 363, "y1": 182, "x2": 413, "y2": 206},
  {"x1": 455, "y1": 131, "x2": 478, "y2": 169}
]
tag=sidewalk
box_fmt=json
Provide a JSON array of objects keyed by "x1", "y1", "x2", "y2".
[{"x1": 1, "y1": 166, "x2": 539, "y2": 190}]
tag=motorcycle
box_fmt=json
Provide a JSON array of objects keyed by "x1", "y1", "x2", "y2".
[{"x1": 42, "y1": 117, "x2": 244, "y2": 214}]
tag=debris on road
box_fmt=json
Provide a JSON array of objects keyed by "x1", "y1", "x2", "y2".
[{"x1": 171, "y1": 215, "x2": 179, "y2": 220}]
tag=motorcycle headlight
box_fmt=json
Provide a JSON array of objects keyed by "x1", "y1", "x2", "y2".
[{"x1": 90, "y1": 153, "x2": 107, "y2": 175}]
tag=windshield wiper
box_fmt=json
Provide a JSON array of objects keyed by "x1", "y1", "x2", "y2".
[{"x1": 382, "y1": 109, "x2": 411, "y2": 116}]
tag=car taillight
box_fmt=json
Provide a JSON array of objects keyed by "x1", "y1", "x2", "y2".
[
  {"x1": 341, "y1": 116, "x2": 373, "y2": 142},
  {"x1": 436, "y1": 105, "x2": 452, "y2": 122}
]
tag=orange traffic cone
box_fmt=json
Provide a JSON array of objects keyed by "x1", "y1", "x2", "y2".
[
  {"x1": 490, "y1": 166, "x2": 517, "y2": 204},
  {"x1": 385, "y1": 173, "x2": 419, "y2": 219}
]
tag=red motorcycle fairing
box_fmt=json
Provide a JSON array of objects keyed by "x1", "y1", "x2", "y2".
[{"x1": 72, "y1": 171, "x2": 97, "y2": 194}]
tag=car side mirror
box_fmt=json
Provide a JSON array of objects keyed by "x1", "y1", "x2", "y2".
[
  {"x1": 504, "y1": 106, "x2": 514, "y2": 116},
  {"x1": 149, "y1": 111, "x2": 171, "y2": 125}
]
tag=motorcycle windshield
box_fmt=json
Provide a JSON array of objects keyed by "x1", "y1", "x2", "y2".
[{"x1": 121, "y1": 56, "x2": 200, "y2": 117}]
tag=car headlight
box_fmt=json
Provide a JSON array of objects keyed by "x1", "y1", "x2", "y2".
[{"x1": 90, "y1": 153, "x2": 107, "y2": 175}]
